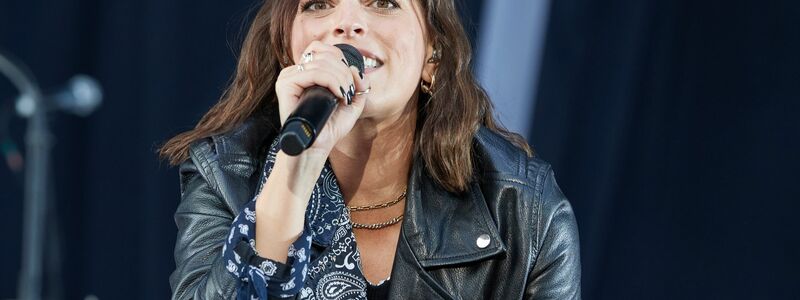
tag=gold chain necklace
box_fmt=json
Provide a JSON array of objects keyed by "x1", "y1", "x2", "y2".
[
  {"x1": 346, "y1": 191, "x2": 406, "y2": 211},
  {"x1": 350, "y1": 215, "x2": 404, "y2": 230},
  {"x1": 347, "y1": 190, "x2": 406, "y2": 230}
]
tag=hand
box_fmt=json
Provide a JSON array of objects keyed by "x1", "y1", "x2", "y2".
[{"x1": 275, "y1": 41, "x2": 370, "y2": 157}]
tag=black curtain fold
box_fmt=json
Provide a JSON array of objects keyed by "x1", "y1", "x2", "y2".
[
  {"x1": 1, "y1": 0, "x2": 260, "y2": 298},
  {"x1": 533, "y1": 0, "x2": 800, "y2": 298}
]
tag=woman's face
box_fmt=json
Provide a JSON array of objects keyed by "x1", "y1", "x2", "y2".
[{"x1": 290, "y1": 0, "x2": 433, "y2": 121}]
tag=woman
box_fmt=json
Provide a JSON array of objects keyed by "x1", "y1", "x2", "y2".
[{"x1": 161, "y1": 0, "x2": 581, "y2": 299}]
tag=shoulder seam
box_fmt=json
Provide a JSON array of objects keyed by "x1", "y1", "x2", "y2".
[
  {"x1": 531, "y1": 158, "x2": 552, "y2": 255},
  {"x1": 188, "y1": 138, "x2": 223, "y2": 198}
]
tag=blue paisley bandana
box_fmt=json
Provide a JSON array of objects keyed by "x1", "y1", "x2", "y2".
[{"x1": 222, "y1": 137, "x2": 388, "y2": 299}]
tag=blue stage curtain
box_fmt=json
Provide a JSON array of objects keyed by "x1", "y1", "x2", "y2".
[{"x1": 533, "y1": 0, "x2": 800, "y2": 298}]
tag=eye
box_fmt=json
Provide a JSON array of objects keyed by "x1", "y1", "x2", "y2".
[
  {"x1": 371, "y1": 0, "x2": 399, "y2": 10},
  {"x1": 301, "y1": 0, "x2": 332, "y2": 12}
]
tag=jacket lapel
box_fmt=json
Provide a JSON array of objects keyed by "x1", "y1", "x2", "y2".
[
  {"x1": 388, "y1": 156, "x2": 507, "y2": 299},
  {"x1": 402, "y1": 156, "x2": 506, "y2": 267}
]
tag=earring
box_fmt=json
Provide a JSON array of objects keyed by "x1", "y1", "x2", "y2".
[
  {"x1": 427, "y1": 48, "x2": 441, "y2": 64},
  {"x1": 281, "y1": 54, "x2": 291, "y2": 66},
  {"x1": 420, "y1": 74, "x2": 436, "y2": 95},
  {"x1": 421, "y1": 47, "x2": 440, "y2": 95}
]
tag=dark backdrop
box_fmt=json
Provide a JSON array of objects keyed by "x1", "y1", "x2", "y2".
[
  {"x1": 1, "y1": 0, "x2": 798, "y2": 299},
  {"x1": 0, "y1": 1, "x2": 262, "y2": 298},
  {"x1": 532, "y1": 0, "x2": 800, "y2": 299}
]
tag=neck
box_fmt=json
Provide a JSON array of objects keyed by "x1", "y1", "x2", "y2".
[{"x1": 328, "y1": 103, "x2": 417, "y2": 205}]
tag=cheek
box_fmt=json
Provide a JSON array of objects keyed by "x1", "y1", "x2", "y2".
[
  {"x1": 290, "y1": 23, "x2": 309, "y2": 61},
  {"x1": 289, "y1": 19, "x2": 324, "y2": 61},
  {"x1": 390, "y1": 33, "x2": 426, "y2": 85},
  {"x1": 381, "y1": 56, "x2": 423, "y2": 109}
]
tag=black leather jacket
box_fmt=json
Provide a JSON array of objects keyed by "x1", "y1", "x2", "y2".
[{"x1": 169, "y1": 118, "x2": 581, "y2": 299}]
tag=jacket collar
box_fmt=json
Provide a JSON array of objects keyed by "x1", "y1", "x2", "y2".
[
  {"x1": 387, "y1": 127, "x2": 519, "y2": 299},
  {"x1": 401, "y1": 154, "x2": 506, "y2": 268}
]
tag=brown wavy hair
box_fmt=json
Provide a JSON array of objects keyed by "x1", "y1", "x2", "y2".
[{"x1": 159, "y1": 0, "x2": 531, "y2": 193}]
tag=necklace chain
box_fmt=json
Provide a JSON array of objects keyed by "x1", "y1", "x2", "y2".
[
  {"x1": 346, "y1": 191, "x2": 406, "y2": 211},
  {"x1": 350, "y1": 214, "x2": 404, "y2": 230},
  {"x1": 347, "y1": 190, "x2": 406, "y2": 230}
]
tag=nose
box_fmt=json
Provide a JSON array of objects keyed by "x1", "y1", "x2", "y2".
[
  {"x1": 334, "y1": 24, "x2": 365, "y2": 38},
  {"x1": 332, "y1": 5, "x2": 367, "y2": 38}
]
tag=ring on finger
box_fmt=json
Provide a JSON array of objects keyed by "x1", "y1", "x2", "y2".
[
  {"x1": 301, "y1": 51, "x2": 314, "y2": 64},
  {"x1": 355, "y1": 86, "x2": 371, "y2": 96}
]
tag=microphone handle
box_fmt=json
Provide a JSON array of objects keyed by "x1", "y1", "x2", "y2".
[{"x1": 279, "y1": 86, "x2": 338, "y2": 156}]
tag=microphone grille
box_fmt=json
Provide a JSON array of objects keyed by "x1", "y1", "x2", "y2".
[{"x1": 334, "y1": 44, "x2": 364, "y2": 74}]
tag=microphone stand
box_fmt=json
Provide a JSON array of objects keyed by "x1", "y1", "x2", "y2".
[{"x1": 0, "y1": 51, "x2": 52, "y2": 300}]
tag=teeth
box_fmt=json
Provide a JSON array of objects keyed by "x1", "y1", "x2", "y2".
[{"x1": 364, "y1": 57, "x2": 381, "y2": 69}]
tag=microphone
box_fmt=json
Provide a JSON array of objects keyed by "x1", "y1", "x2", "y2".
[
  {"x1": 15, "y1": 74, "x2": 103, "y2": 118},
  {"x1": 279, "y1": 44, "x2": 364, "y2": 156}
]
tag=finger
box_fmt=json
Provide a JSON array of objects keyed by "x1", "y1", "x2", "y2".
[
  {"x1": 300, "y1": 52, "x2": 360, "y2": 105},
  {"x1": 299, "y1": 41, "x2": 361, "y2": 90},
  {"x1": 326, "y1": 66, "x2": 368, "y2": 124},
  {"x1": 298, "y1": 58, "x2": 355, "y2": 104},
  {"x1": 276, "y1": 64, "x2": 350, "y2": 125},
  {"x1": 304, "y1": 51, "x2": 356, "y2": 92},
  {"x1": 277, "y1": 58, "x2": 347, "y2": 94},
  {"x1": 283, "y1": 62, "x2": 352, "y2": 104},
  {"x1": 348, "y1": 65, "x2": 370, "y2": 106},
  {"x1": 300, "y1": 41, "x2": 347, "y2": 65},
  {"x1": 303, "y1": 50, "x2": 351, "y2": 70}
]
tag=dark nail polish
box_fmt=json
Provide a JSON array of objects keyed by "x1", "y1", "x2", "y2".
[
  {"x1": 340, "y1": 86, "x2": 347, "y2": 99},
  {"x1": 348, "y1": 84, "x2": 355, "y2": 105},
  {"x1": 341, "y1": 59, "x2": 348, "y2": 66},
  {"x1": 359, "y1": 70, "x2": 364, "y2": 79}
]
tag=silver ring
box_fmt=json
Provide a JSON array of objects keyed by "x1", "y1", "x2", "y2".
[
  {"x1": 355, "y1": 86, "x2": 371, "y2": 96},
  {"x1": 297, "y1": 64, "x2": 305, "y2": 72},
  {"x1": 301, "y1": 51, "x2": 314, "y2": 64}
]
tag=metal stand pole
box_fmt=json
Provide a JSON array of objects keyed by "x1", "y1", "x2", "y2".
[
  {"x1": 19, "y1": 91, "x2": 50, "y2": 300},
  {"x1": 1, "y1": 52, "x2": 49, "y2": 300}
]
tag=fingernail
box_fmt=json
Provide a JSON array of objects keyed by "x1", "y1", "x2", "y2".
[
  {"x1": 359, "y1": 70, "x2": 364, "y2": 79},
  {"x1": 341, "y1": 59, "x2": 348, "y2": 66},
  {"x1": 348, "y1": 84, "x2": 355, "y2": 105},
  {"x1": 340, "y1": 86, "x2": 347, "y2": 99}
]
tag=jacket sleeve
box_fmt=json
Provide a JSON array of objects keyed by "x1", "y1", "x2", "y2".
[
  {"x1": 170, "y1": 159, "x2": 238, "y2": 300},
  {"x1": 525, "y1": 169, "x2": 582, "y2": 299}
]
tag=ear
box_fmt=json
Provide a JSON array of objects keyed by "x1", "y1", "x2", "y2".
[{"x1": 421, "y1": 43, "x2": 439, "y2": 83}]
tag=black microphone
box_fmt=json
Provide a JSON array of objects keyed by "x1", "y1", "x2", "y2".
[{"x1": 279, "y1": 44, "x2": 364, "y2": 156}]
